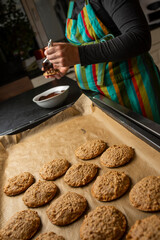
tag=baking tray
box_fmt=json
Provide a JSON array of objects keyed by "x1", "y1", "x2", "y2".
[{"x1": 0, "y1": 94, "x2": 159, "y2": 240}]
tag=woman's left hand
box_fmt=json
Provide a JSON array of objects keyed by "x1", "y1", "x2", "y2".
[
  {"x1": 44, "y1": 42, "x2": 80, "y2": 67},
  {"x1": 44, "y1": 66, "x2": 70, "y2": 79}
]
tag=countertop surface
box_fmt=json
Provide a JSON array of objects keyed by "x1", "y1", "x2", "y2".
[{"x1": 0, "y1": 77, "x2": 82, "y2": 135}]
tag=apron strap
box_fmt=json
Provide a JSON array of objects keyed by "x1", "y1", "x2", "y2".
[
  {"x1": 67, "y1": 1, "x2": 74, "y2": 19},
  {"x1": 85, "y1": 0, "x2": 89, "y2": 5}
]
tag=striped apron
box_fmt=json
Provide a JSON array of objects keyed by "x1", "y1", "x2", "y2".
[{"x1": 65, "y1": 0, "x2": 160, "y2": 123}]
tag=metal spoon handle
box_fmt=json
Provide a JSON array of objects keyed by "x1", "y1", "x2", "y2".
[
  {"x1": 43, "y1": 39, "x2": 53, "y2": 63},
  {"x1": 48, "y1": 39, "x2": 53, "y2": 48}
]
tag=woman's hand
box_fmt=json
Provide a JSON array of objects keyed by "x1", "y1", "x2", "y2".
[
  {"x1": 42, "y1": 65, "x2": 70, "y2": 79},
  {"x1": 48, "y1": 66, "x2": 69, "y2": 79},
  {"x1": 44, "y1": 42, "x2": 80, "y2": 67}
]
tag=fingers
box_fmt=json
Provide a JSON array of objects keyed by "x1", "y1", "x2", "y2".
[
  {"x1": 44, "y1": 75, "x2": 55, "y2": 80},
  {"x1": 46, "y1": 52, "x2": 60, "y2": 62},
  {"x1": 44, "y1": 43, "x2": 63, "y2": 55},
  {"x1": 53, "y1": 64, "x2": 59, "y2": 69},
  {"x1": 44, "y1": 55, "x2": 66, "y2": 68},
  {"x1": 44, "y1": 42, "x2": 80, "y2": 67},
  {"x1": 44, "y1": 72, "x2": 63, "y2": 80},
  {"x1": 44, "y1": 50, "x2": 63, "y2": 67},
  {"x1": 44, "y1": 42, "x2": 67, "y2": 56},
  {"x1": 45, "y1": 75, "x2": 60, "y2": 80}
]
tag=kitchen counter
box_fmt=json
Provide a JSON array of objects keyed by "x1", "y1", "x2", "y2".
[{"x1": 0, "y1": 77, "x2": 82, "y2": 135}]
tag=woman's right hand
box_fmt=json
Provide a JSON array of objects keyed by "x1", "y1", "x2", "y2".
[{"x1": 44, "y1": 42, "x2": 80, "y2": 67}]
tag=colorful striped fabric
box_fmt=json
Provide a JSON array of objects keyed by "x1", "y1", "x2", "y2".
[{"x1": 65, "y1": 0, "x2": 160, "y2": 123}]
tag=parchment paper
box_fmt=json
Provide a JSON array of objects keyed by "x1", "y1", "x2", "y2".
[{"x1": 0, "y1": 94, "x2": 160, "y2": 240}]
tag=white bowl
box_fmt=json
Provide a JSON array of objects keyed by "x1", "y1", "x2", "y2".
[{"x1": 33, "y1": 85, "x2": 69, "y2": 108}]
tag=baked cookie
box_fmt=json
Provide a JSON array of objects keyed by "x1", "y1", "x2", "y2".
[
  {"x1": 75, "y1": 139, "x2": 107, "y2": 160},
  {"x1": 0, "y1": 210, "x2": 40, "y2": 240},
  {"x1": 43, "y1": 68, "x2": 60, "y2": 77},
  {"x1": 39, "y1": 159, "x2": 70, "y2": 180},
  {"x1": 46, "y1": 191, "x2": 87, "y2": 226},
  {"x1": 129, "y1": 176, "x2": 160, "y2": 211},
  {"x1": 91, "y1": 170, "x2": 130, "y2": 201},
  {"x1": 80, "y1": 205, "x2": 127, "y2": 240},
  {"x1": 126, "y1": 215, "x2": 160, "y2": 240},
  {"x1": 100, "y1": 145, "x2": 135, "y2": 167},
  {"x1": 3, "y1": 172, "x2": 35, "y2": 196},
  {"x1": 22, "y1": 180, "x2": 57, "y2": 207},
  {"x1": 64, "y1": 162, "x2": 98, "y2": 187},
  {"x1": 35, "y1": 232, "x2": 65, "y2": 240}
]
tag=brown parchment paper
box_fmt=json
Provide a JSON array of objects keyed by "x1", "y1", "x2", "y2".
[{"x1": 0, "y1": 94, "x2": 160, "y2": 240}]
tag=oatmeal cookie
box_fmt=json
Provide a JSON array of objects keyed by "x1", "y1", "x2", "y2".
[
  {"x1": 75, "y1": 139, "x2": 107, "y2": 160},
  {"x1": 0, "y1": 210, "x2": 40, "y2": 240},
  {"x1": 129, "y1": 176, "x2": 160, "y2": 211},
  {"x1": 91, "y1": 170, "x2": 130, "y2": 201},
  {"x1": 80, "y1": 205, "x2": 127, "y2": 240},
  {"x1": 126, "y1": 215, "x2": 160, "y2": 240},
  {"x1": 22, "y1": 180, "x2": 57, "y2": 207},
  {"x1": 35, "y1": 232, "x2": 65, "y2": 240},
  {"x1": 3, "y1": 172, "x2": 34, "y2": 196},
  {"x1": 64, "y1": 162, "x2": 98, "y2": 187},
  {"x1": 39, "y1": 159, "x2": 70, "y2": 180},
  {"x1": 100, "y1": 145, "x2": 135, "y2": 167},
  {"x1": 46, "y1": 192, "x2": 87, "y2": 225},
  {"x1": 43, "y1": 68, "x2": 60, "y2": 77}
]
